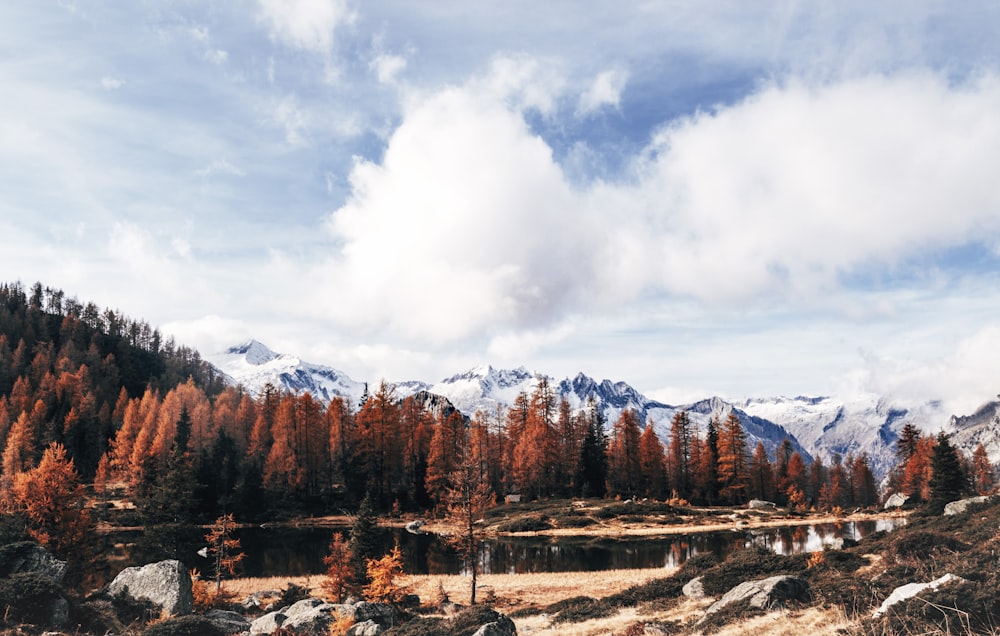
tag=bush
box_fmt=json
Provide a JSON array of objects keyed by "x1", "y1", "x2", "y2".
[
  {"x1": 546, "y1": 596, "x2": 616, "y2": 623},
  {"x1": 605, "y1": 576, "x2": 684, "y2": 607},
  {"x1": 494, "y1": 515, "x2": 551, "y2": 533},
  {"x1": 143, "y1": 614, "x2": 226, "y2": 636},
  {"x1": 552, "y1": 514, "x2": 597, "y2": 528},
  {"x1": 699, "y1": 546, "x2": 805, "y2": 596},
  {"x1": 0, "y1": 572, "x2": 65, "y2": 627}
]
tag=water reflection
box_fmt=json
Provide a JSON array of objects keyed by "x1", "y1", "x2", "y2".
[{"x1": 106, "y1": 518, "x2": 905, "y2": 579}]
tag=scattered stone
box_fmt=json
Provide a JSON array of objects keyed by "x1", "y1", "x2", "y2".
[
  {"x1": 748, "y1": 500, "x2": 777, "y2": 510},
  {"x1": 250, "y1": 610, "x2": 286, "y2": 634},
  {"x1": 0, "y1": 542, "x2": 68, "y2": 584},
  {"x1": 206, "y1": 608, "x2": 251, "y2": 634},
  {"x1": 824, "y1": 537, "x2": 858, "y2": 550},
  {"x1": 700, "y1": 575, "x2": 810, "y2": 623},
  {"x1": 347, "y1": 619, "x2": 384, "y2": 636},
  {"x1": 352, "y1": 601, "x2": 397, "y2": 624},
  {"x1": 242, "y1": 589, "x2": 280, "y2": 610},
  {"x1": 107, "y1": 560, "x2": 193, "y2": 616},
  {"x1": 872, "y1": 573, "x2": 967, "y2": 618},
  {"x1": 682, "y1": 576, "x2": 707, "y2": 599},
  {"x1": 884, "y1": 493, "x2": 908, "y2": 509},
  {"x1": 943, "y1": 496, "x2": 993, "y2": 516},
  {"x1": 405, "y1": 520, "x2": 425, "y2": 534},
  {"x1": 471, "y1": 613, "x2": 517, "y2": 636}
]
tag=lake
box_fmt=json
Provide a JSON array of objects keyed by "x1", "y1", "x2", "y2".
[{"x1": 104, "y1": 518, "x2": 904, "y2": 579}]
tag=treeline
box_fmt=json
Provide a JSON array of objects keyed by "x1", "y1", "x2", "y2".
[{"x1": 1, "y1": 281, "x2": 997, "y2": 542}]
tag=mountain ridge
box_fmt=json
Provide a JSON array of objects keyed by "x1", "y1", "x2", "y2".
[{"x1": 207, "y1": 340, "x2": 997, "y2": 479}]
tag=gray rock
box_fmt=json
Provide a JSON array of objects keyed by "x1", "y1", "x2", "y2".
[
  {"x1": 2, "y1": 542, "x2": 68, "y2": 583},
  {"x1": 700, "y1": 575, "x2": 810, "y2": 622},
  {"x1": 352, "y1": 601, "x2": 397, "y2": 624},
  {"x1": 748, "y1": 499, "x2": 777, "y2": 510},
  {"x1": 472, "y1": 614, "x2": 517, "y2": 636},
  {"x1": 884, "y1": 493, "x2": 908, "y2": 509},
  {"x1": 107, "y1": 560, "x2": 193, "y2": 616},
  {"x1": 206, "y1": 609, "x2": 251, "y2": 634},
  {"x1": 250, "y1": 611, "x2": 286, "y2": 634},
  {"x1": 682, "y1": 576, "x2": 707, "y2": 599},
  {"x1": 347, "y1": 619, "x2": 385, "y2": 636},
  {"x1": 943, "y1": 495, "x2": 993, "y2": 516},
  {"x1": 873, "y1": 573, "x2": 966, "y2": 618}
]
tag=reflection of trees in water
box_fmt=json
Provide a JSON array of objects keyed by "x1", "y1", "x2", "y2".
[{"x1": 102, "y1": 519, "x2": 906, "y2": 579}]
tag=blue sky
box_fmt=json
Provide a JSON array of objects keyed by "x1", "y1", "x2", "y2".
[{"x1": 2, "y1": 1, "x2": 1000, "y2": 413}]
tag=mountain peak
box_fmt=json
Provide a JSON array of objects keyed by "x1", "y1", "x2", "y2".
[{"x1": 226, "y1": 339, "x2": 278, "y2": 366}]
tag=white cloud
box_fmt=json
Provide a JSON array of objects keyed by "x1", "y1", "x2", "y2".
[
  {"x1": 101, "y1": 76, "x2": 124, "y2": 90},
  {"x1": 577, "y1": 69, "x2": 627, "y2": 115},
  {"x1": 319, "y1": 68, "x2": 1000, "y2": 348},
  {"x1": 204, "y1": 49, "x2": 228, "y2": 65},
  {"x1": 257, "y1": 0, "x2": 354, "y2": 55},
  {"x1": 271, "y1": 95, "x2": 309, "y2": 145},
  {"x1": 371, "y1": 53, "x2": 407, "y2": 84},
  {"x1": 196, "y1": 158, "x2": 244, "y2": 178}
]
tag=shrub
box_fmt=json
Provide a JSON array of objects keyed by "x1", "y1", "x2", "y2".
[
  {"x1": 143, "y1": 614, "x2": 226, "y2": 636},
  {"x1": 546, "y1": 596, "x2": 616, "y2": 623},
  {"x1": 0, "y1": 572, "x2": 64, "y2": 626},
  {"x1": 552, "y1": 514, "x2": 597, "y2": 528},
  {"x1": 699, "y1": 546, "x2": 805, "y2": 596},
  {"x1": 494, "y1": 515, "x2": 551, "y2": 533}
]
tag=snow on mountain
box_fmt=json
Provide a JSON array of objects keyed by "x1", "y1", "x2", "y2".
[
  {"x1": 209, "y1": 340, "x2": 368, "y2": 404},
  {"x1": 741, "y1": 395, "x2": 951, "y2": 478},
  {"x1": 949, "y1": 400, "x2": 1000, "y2": 465},
  {"x1": 428, "y1": 366, "x2": 812, "y2": 462},
  {"x1": 209, "y1": 340, "x2": 1000, "y2": 481}
]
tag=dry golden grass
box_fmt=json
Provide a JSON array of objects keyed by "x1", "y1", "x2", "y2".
[
  {"x1": 693, "y1": 605, "x2": 854, "y2": 636},
  {"x1": 401, "y1": 567, "x2": 673, "y2": 609}
]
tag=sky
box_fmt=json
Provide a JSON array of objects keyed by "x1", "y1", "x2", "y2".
[{"x1": 2, "y1": 1, "x2": 1000, "y2": 415}]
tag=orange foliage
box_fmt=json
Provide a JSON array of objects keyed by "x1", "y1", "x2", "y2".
[{"x1": 362, "y1": 545, "x2": 407, "y2": 604}]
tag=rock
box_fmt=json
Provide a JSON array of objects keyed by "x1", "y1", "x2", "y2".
[
  {"x1": 242, "y1": 589, "x2": 280, "y2": 610},
  {"x1": 206, "y1": 608, "x2": 251, "y2": 634},
  {"x1": 748, "y1": 499, "x2": 777, "y2": 510},
  {"x1": 250, "y1": 610, "x2": 286, "y2": 634},
  {"x1": 281, "y1": 599, "x2": 341, "y2": 633},
  {"x1": 943, "y1": 495, "x2": 993, "y2": 516},
  {"x1": 700, "y1": 575, "x2": 810, "y2": 622},
  {"x1": 682, "y1": 576, "x2": 707, "y2": 599},
  {"x1": 107, "y1": 560, "x2": 193, "y2": 616},
  {"x1": 0, "y1": 542, "x2": 68, "y2": 583},
  {"x1": 872, "y1": 573, "x2": 967, "y2": 618},
  {"x1": 347, "y1": 619, "x2": 384, "y2": 636},
  {"x1": 440, "y1": 600, "x2": 465, "y2": 616},
  {"x1": 884, "y1": 493, "x2": 908, "y2": 509},
  {"x1": 472, "y1": 614, "x2": 517, "y2": 636},
  {"x1": 352, "y1": 601, "x2": 397, "y2": 624},
  {"x1": 825, "y1": 537, "x2": 858, "y2": 550},
  {"x1": 405, "y1": 520, "x2": 425, "y2": 534}
]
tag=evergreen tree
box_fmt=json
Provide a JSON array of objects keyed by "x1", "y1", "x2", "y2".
[
  {"x1": 927, "y1": 432, "x2": 965, "y2": 514},
  {"x1": 348, "y1": 493, "x2": 382, "y2": 591},
  {"x1": 576, "y1": 400, "x2": 607, "y2": 498}
]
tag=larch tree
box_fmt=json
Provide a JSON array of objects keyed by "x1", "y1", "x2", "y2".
[
  {"x1": 205, "y1": 513, "x2": 244, "y2": 593},
  {"x1": 668, "y1": 410, "x2": 692, "y2": 499},
  {"x1": 748, "y1": 441, "x2": 775, "y2": 502},
  {"x1": 607, "y1": 409, "x2": 642, "y2": 498},
  {"x1": 638, "y1": 422, "x2": 668, "y2": 499},
  {"x1": 444, "y1": 445, "x2": 495, "y2": 604},
  {"x1": 717, "y1": 412, "x2": 748, "y2": 504},
  {"x1": 971, "y1": 443, "x2": 995, "y2": 495},
  {"x1": 11, "y1": 442, "x2": 91, "y2": 557}
]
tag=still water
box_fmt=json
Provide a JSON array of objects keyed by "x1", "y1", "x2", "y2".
[{"x1": 108, "y1": 518, "x2": 903, "y2": 578}]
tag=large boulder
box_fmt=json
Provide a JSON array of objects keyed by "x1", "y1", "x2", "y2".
[
  {"x1": 0, "y1": 541, "x2": 67, "y2": 583},
  {"x1": 943, "y1": 496, "x2": 993, "y2": 516},
  {"x1": 700, "y1": 575, "x2": 810, "y2": 622},
  {"x1": 682, "y1": 576, "x2": 708, "y2": 599},
  {"x1": 872, "y1": 573, "x2": 966, "y2": 618},
  {"x1": 250, "y1": 610, "x2": 286, "y2": 634},
  {"x1": 884, "y1": 493, "x2": 908, "y2": 509},
  {"x1": 748, "y1": 499, "x2": 777, "y2": 510},
  {"x1": 107, "y1": 560, "x2": 193, "y2": 616},
  {"x1": 347, "y1": 620, "x2": 384, "y2": 636}
]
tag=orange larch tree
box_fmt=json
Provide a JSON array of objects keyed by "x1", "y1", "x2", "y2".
[{"x1": 11, "y1": 442, "x2": 91, "y2": 557}]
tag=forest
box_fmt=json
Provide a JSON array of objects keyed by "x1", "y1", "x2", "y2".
[{"x1": 0, "y1": 280, "x2": 994, "y2": 569}]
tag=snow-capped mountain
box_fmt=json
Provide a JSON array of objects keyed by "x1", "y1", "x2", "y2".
[
  {"x1": 426, "y1": 365, "x2": 812, "y2": 463},
  {"x1": 209, "y1": 340, "x2": 1000, "y2": 481},
  {"x1": 209, "y1": 340, "x2": 368, "y2": 405},
  {"x1": 741, "y1": 395, "x2": 951, "y2": 478}
]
